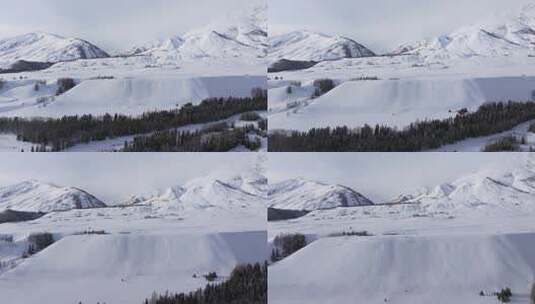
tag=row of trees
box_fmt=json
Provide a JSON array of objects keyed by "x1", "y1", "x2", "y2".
[
  {"x1": 143, "y1": 262, "x2": 267, "y2": 304},
  {"x1": 271, "y1": 233, "x2": 307, "y2": 262},
  {"x1": 269, "y1": 101, "x2": 535, "y2": 152},
  {"x1": 123, "y1": 124, "x2": 263, "y2": 152},
  {"x1": 0, "y1": 92, "x2": 267, "y2": 151}
]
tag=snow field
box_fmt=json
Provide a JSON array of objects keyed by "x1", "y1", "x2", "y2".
[
  {"x1": 1, "y1": 75, "x2": 266, "y2": 118},
  {"x1": 269, "y1": 232, "x2": 535, "y2": 304},
  {"x1": 0, "y1": 231, "x2": 267, "y2": 304},
  {"x1": 269, "y1": 76, "x2": 535, "y2": 131}
]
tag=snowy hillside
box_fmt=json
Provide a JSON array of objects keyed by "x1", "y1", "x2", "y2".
[
  {"x1": 392, "y1": 4, "x2": 535, "y2": 60},
  {"x1": 0, "y1": 231, "x2": 266, "y2": 304},
  {"x1": 268, "y1": 178, "x2": 374, "y2": 211},
  {"x1": 0, "y1": 180, "x2": 106, "y2": 213},
  {"x1": 127, "y1": 172, "x2": 267, "y2": 212},
  {"x1": 128, "y1": 4, "x2": 267, "y2": 63},
  {"x1": 269, "y1": 233, "x2": 535, "y2": 304},
  {"x1": 268, "y1": 30, "x2": 375, "y2": 63},
  {"x1": 394, "y1": 155, "x2": 535, "y2": 217},
  {"x1": 0, "y1": 32, "x2": 109, "y2": 68}
]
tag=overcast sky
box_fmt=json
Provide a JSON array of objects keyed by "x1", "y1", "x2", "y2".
[
  {"x1": 267, "y1": 153, "x2": 527, "y2": 202},
  {"x1": 0, "y1": 0, "x2": 262, "y2": 52},
  {"x1": 0, "y1": 153, "x2": 257, "y2": 204},
  {"x1": 269, "y1": 0, "x2": 534, "y2": 53}
]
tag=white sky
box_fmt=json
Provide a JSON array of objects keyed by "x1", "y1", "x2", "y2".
[
  {"x1": 267, "y1": 153, "x2": 526, "y2": 202},
  {"x1": 0, "y1": 153, "x2": 257, "y2": 204},
  {"x1": 269, "y1": 0, "x2": 534, "y2": 53},
  {"x1": 0, "y1": 0, "x2": 263, "y2": 52}
]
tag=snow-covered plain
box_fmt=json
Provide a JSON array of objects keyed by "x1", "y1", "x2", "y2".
[{"x1": 268, "y1": 154, "x2": 535, "y2": 304}]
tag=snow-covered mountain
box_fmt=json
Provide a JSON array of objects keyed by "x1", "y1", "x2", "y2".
[
  {"x1": 127, "y1": 4, "x2": 267, "y2": 63},
  {"x1": 0, "y1": 32, "x2": 109, "y2": 68},
  {"x1": 126, "y1": 173, "x2": 267, "y2": 212},
  {"x1": 268, "y1": 178, "x2": 374, "y2": 211},
  {"x1": 392, "y1": 4, "x2": 535, "y2": 60},
  {"x1": 0, "y1": 180, "x2": 106, "y2": 213},
  {"x1": 392, "y1": 155, "x2": 535, "y2": 216},
  {"x1": 268, "y1": 30, "x2": 375, "y2": 63}
]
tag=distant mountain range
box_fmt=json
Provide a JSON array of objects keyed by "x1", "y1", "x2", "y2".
[
  {"x1": 2, "y1": 155, "x2": 535, "y2": 217},
  {"x1": 390, "y1": 4, "x2": 535, "y2": 60},
  {"x1": 0, "y1": 4, "x2": 267, "y2": 68}
]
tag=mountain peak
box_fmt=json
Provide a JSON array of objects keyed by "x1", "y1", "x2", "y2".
[
  {"x1": 0, "y1": 180, "x2": 106, "y2": 213},
  {"x1": 0, "y1": 32, "x2": 109, "y2": 67},
  {"x1": 268, "y1": 29, "x2": 375, "y2": 63},
  {"x1": 269, "y1": 178, "x2": 374, "y2": 211},
  {"x1": 126, "y1": 4, "x2": 266, "y2": 62}
]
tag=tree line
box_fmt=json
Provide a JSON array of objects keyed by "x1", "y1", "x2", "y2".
[
  {"x1": 123, "y1": 124, "x2": 264, "y2": 152},
  {"x1": 0, "y1": 91, "x2": 267, "y2": 151},
  {"x1": 143, "y1": 262, "x2": 267, "y2": 304},
  {"x1": 269, "y1": 101, "x2": 535, "y2": 152}
]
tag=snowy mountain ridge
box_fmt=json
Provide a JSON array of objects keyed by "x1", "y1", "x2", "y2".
[
  {"x1": 127, "y1": 4, "x2": 267, "y2": 63},
  {"x1": 392, "y1": 4, "x2": 535, "y2": 60},
  {"x1": 268, "y1": 177, "x2": 374, "y2": 211},
  {"x1": 0, "y1": 180, "x2": 106, "y2": 213},
  {"x1": 390, "y1": 155, "x2": 535, "y2": 216},
  {"x1": 268, "y1": 30, "x2": 375, "y2": 63},
  {"x1": 125, "y1": 172, "x2": 268, "y2": 212},
  {"x1": 0, "y1": 32, "x2": 109, "y2": 68}
]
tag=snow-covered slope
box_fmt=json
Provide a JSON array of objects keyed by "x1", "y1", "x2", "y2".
[
  {"x1": 128, "y1": 4, "x2": 267, "y2": 63},
  {"x1": 0, "y1": 180, "x2": 106, "y2": 213},
  {"x1": 268, "y1": 30, "x2": 375, "y2": 63},
  {"x1": 0, "y1": 75, "x2": 266, "y2": 118},
  {"x1": 269, "y1": 233, "x2": 535, "y2": 304},
  {"x1": 269, "y1": 75, "x2": 535, "y2": 130},
  {"x1": 0, "y1": 231, "x2": 266, "y2": 304},
  {"x1": 392, "y1": 4, "x2": 535, "y2": 61},
  {"x1": 268, "y1": 178, "x2": 373, "y2": 211},
  {"x1": 0, "y1": 32, "x2": 109, "y2": 68}
]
